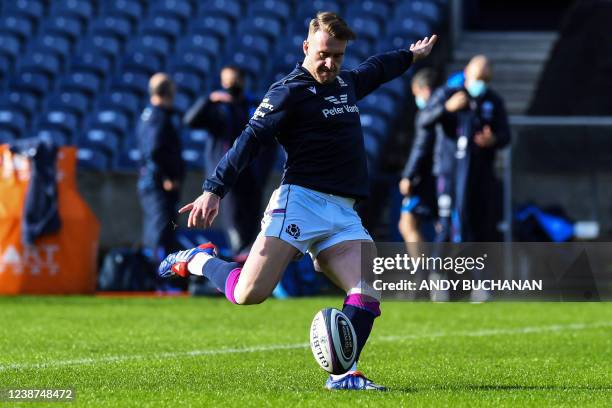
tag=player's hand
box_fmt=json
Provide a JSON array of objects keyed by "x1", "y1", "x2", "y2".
[
  {"x1": 444, "y1": 91, "x2": 469, "y2": 112},
  {"x1": 179, "y1": 192, "x2": 220, "y2": 228},
  {"x1": 210, "y1": 91, "x2": 233, "y2": 103},
  {"x1": 474, "y1": 125, "x2": 496, "y2": 148},
  {"x1": 410, "y1": 34, "x2": 438, "y2": 62},
  {"x1": 399, "y1": 178, "x2": 411, "y2": 196}
]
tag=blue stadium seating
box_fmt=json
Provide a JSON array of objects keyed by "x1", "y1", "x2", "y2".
[
  {"x1": 200, "y1": 0, "x2": 244, "y2": 23},
  {"x1": 38, "y1": 110, "x2": 79, "y2": 140},
  {"x1": 19, "y1": 50, "x2": 62, "y2": 78},
  {"x1": 35, "y1": 129, "x2": 72, "y2": 146},
  {"x1": 150, "y1": 0, "x2": 194, "y2": 23},
  {"x1": 176, "y1": 35, "x2": 222, "y2": 60},
  {"x1": 4, "y1": 0, "x2": 45, "y2": 23},
  {"x1": 346, "y1": 1, "x2": 391, "y2": 25},
  {"x1": 49, "y1": 0, "x2": 94, "y2": 24},
  {"x1": 47, "y1": 91, "x2": 90, "y2": 117},
  {"x1": 77, "y1": 147, "x2": 112, "y2": 171},
  {"x1": 141, "y1": 14, "x2": 184, "y2": 41},
  {"x1": 0, "y1": 109, "x2": 27, "y2": 137},
  {"x1": 41, "y1": 16, "x2": 83, "y2": 42},
  {"x1": 0, "y1": 33, "x2": 22, "y2": 62},
  {"x1": 190, "y1": 15, "x2": 233, "y2": 40},
  {"x1": 181, "y1": 146, "x2": 206, "y2": 170},
  {"x1": 249, "y1": 0, "x2": 292, "y2": 22},
  {"x1": 91, "y1": 16, "x2": 133, "y2": 42},
  {"x1": 0, "y1": 129, "x2": 17, "y2": 144},
  {"x1": 0, "y1": 0, "x2": 441, "y2": 171},
  {"x1": 78, "y1": 129, "x2": 121, "y2": 156}
]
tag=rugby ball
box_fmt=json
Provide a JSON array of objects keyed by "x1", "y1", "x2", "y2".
[{"x1": 310, "y1": 308, "x2": 357, "y2": 374}]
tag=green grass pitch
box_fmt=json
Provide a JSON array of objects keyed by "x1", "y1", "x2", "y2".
[{"x1": 0, "y1": 297, "x2": 610, "y2": 407}]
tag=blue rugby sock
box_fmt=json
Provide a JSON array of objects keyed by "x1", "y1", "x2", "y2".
[
  {"x1": 202, "y1": 258, "x2": 242, "y2": 304},
  {"x1": 343, "y1": 294, "x2": 381, "y2": 362}
]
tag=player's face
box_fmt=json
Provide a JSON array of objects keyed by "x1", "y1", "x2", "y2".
[{"x1": 304, "y1": 31, "x2": 347, "y2": 84}]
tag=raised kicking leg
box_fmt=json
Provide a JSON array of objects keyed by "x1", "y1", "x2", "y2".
[
  {"x1": 158, "y1": 234, "x2": 299, "y2": 304},
  {"x1": 314, "y1": 239, "x2": 386, "y2": 391}
]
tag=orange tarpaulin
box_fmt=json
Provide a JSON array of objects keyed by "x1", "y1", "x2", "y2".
[{"x1": 0, "y1": 145, "x2": 99, "y2": 294}]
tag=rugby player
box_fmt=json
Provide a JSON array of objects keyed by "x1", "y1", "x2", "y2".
[{"x1": 159, "y1": 12, "x2": 437, "y2": 390}]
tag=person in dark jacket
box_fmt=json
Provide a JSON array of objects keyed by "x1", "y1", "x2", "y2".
[
  {"x1": 159, "y1": 12, "x2": 437, "y2": 390},
  {"x1": 137, "y1": 73, "x2": 185, "y2": 261},
  {"x1": 183, "y1": 66, "x2": 274, "y2": 252},
  {"x1": 398, "y1": 68, "x2": 438, "y2": 246}
]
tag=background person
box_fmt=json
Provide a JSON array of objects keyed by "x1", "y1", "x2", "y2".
[{"x1": 137, "y1": 73, "x2": 185, "y2": 262}]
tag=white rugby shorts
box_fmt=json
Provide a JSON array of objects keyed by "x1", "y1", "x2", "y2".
[{"x1": 260, "y1": 184, "x2": 372, "y2": 257}]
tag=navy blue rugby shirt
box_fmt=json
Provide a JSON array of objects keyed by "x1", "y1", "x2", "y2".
[{"x1": 203, "y1": 49, "x2": 414, "y2": 200}]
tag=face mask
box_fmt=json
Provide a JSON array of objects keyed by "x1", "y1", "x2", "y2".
[
  {"x1": 466, "y1": 80, "x2": 486, "y2": 98},
  {"x1": 415, "y1": 96, "x2": 427, "y2": 109}
]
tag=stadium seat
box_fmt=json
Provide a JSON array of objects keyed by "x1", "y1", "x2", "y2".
[
  {"x1": 49, "y1": 0, "x2": 94, "y2": 24},
  {"x1": 0, "y1": 109, "x2": 27, "y2": 137},
  {"x1": 182, "y1": 129, "x2": 211, "y2": 146},
  {"x1": 102, "y1": 0, "x2": 143, "y2": 25},
  {"x1": 40, "y1": 110, "x2": 80, "y2": 136},
  {"x1": 296, "y1": 1, "x2": 342, "y2": 20},
  {"x1": 84, "y1": 33, "x2": 123, "y2": 63},
  {"x1": 173, "y1": 70, "x2": 205, "y2": 96},
  {"x1": 240, "y1": 15, "x2": 282, "y2": 40},
  {"x1": 89, "y1": 110, "x2": 130, "y2": 136},
  {"x1": 181, "y1": 146, "x2": 205, "y2": 170},
  {"x1": 5, "y1": 91, "x2": 38, "y2": 117},
  {"x1": 38, "y1": 33, "x2": 73, "y2": 61},
  {"x1": 360, "y1": 112, "x2": 390, "y2": 141},
  {"x1": 0, "y1": 16, "x2": 34, "y2": 42},
  {"x1": 70, "y1": 51, "x2": 113, "y2": 78},
  {"x1": 59, "y1": 71, "x2": 102, "y2": 97},
  {"x1": 113, "y1": 146, "x2": 141, "y2": 172},
  {"x1": 387, "y1": 17, "x2": 432, "y2": 40},
  {"x1": 200, "y1": 0, "x2": 244, "y2": 23},
  {"x1": 228, "y1": 51, "x2": 266, "y2": 80},
  {"x1": 347, "y1": 1, "x2": 391, "y2": 24},
  {"x1": 98, "y1": 90, "x2": 142, "y2": 120},
  {"x1": 173, "y1": 91, "x2": 194, "y2": 116},
  {"x1": 169, "y1": 51, "x2": 214, "y2": 78},
  {"x1": 19, "y1": 50, "x2": 62, "y2": 78},
  {"x1": 41, "y1": 16, "x2": 83, "y2": 43},
  {"x1": 78, "y1": 128, "x2": 121, "y2": 156},
  {"x1": 379, "y1": 32, "x2": 422, "y2": 54},
  {"x1": 112, "y1": 71, "x2": 149, "y2": 97},
  {"x1": 359, "y1": 92, "x2": 397, "y2": 120},
  {"x1": 176, "y1": 35, "x2": 222, "y2": 60},
  {"x1": 90, "y1": 16, "x2": 133, "y2": 43},
  {"x1": 341, "y1": 55, "x2": 361, "y2": 70},
  {"x1": 190, "y1": 15, "x2": 233, "y2": 40},
  {"x1": 362, "y1": 131, "x2": 380, "y2": 161},
  {"x1": 0, "y1": 55, "x2": 11, "y2": 85},
  {"x1": 0, "y1": 129, "x2": 17, "y2": 144},
  {"x1": 230, "y1": 33, "x2": 272, "y2": 60},
  {"x1": 396, "y1": 1, "x2": 444, "y2": 26},
  {"x1": 4, "y1": 0, "x2": 45, "y2": 24},
  {"x1": 150, "y1": 0, "x2": 194, "y2": 23},
  {"x1": 0, "y1": 33, "x2": 22, "y2": 62},
  {"x1": 35, "y1": 128, "x2": 72, "y2": 146},
  {"x1": 128, "y1": 34, "x2": 172, "y2": 60},
  {"x1": 141, "y1": 14, "x2": 184, "y2": 41},
  {"x1": 347, "y1": 39, "x2": 374, "y2": 60},
  {"x1": 46, "y1": 91, "x2": 90, "y2": 117},
  {"x1": 12, "y1": 71, "x2": 51, "y2": 97},
  {"x1": 377, "y1": 77, "x2": 407, "y2": 102},
  {"x1": 77, "y1": 147, "x2": 112, "y2": 171},
  {"x1": 249, "y1": 0, "x2": 292, "y2": 22},
  {"x1": 347, "y1": 16, "x2": 382, "y2": 42},
  {"x1": 121, "y1": 52, "x2": 164, "y2": 77}
]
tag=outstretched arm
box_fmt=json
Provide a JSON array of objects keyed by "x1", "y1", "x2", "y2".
[{"x1": 350, "y1": 35, "x2": 438, "y2": 100}]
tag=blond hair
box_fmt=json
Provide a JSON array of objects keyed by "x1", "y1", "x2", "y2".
[{"x1": 308, "y1": 11, "x2": 356, "y2": 41}]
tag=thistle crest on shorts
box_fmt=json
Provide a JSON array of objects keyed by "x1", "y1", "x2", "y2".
[{"x1": 285, "y1": 223, "x2": 301, "y2": 239}]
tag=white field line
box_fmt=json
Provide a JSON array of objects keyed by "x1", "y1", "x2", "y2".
[{"x1": 1, "y1": 321, "x2": 610, "y2": 372}]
